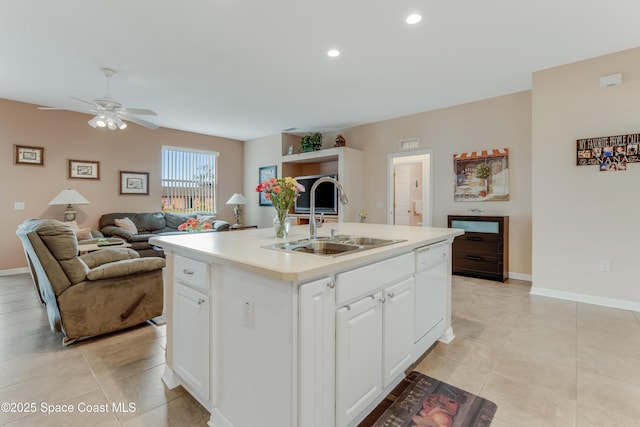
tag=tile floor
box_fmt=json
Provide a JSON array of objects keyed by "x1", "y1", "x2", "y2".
[{"x1": 1, "y1": 273, "x2": 639, "y2": 426}]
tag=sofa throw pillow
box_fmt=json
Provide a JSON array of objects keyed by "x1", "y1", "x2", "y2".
[
  {"x1": 114, "y1": 217, "x2": 138, "y2": 235},
  {"x1": 64, "y1": 220, "x2": 92, "y2": 240},
  {"x1": 197, "y1": 214, "x2": 216, "y2": 226},
  {"x1": 75, "y1": 228, "x2": 92, "y2": 240}
]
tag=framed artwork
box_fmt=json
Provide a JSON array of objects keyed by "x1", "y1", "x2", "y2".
[
  {"x1": 68, "y1": 159, "x2": 100, "y2": 180},
  {"x1": 576, "y1": 132, "x2": 640, "y2": 172},
  {"x1": 453, "y1": 148, "x2": 509, "y2": 202},
  {"x1": 258, "y1": 165, "x2": 277, "y2": 206},
  {"x1": 14, "y1": 145, "x2": 44, "y2": 166},
  {"x1": 119, "y1": 171, "x2": 149, "y2": 195}
]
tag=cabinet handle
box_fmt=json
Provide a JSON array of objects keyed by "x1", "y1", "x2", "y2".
[
  {"x1": 465, "y1": 236, "x2": 483, "y2": 241},
  {"x1": 379, "y1": 297, "x2": 386, "y2": 304},
  {"x1": 183, "y1": 269, "x2": 195, "y2": 275},
  {"x1": 197, "y1": 298, "x2": 205, "y2": 305},
  {"x1": 387, "y1": 291, "x2": 395, "y2": 299},
  {"x1": 465, "y1": 255, "x2": 484, "y2": 261},
  {"x1": 327, "y1": 281, "x2": 335, "y2": 289}
]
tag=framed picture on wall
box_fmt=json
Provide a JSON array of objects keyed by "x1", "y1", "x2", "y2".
[
  {"x1": 258, "y1": 165, "x2": 277, "y2": 206},
  {"x1": 119, "y1": 171, "x2": 149, "y2": 195},
  {"x1": 68, "y1": 159, "x2": 100, "y2": 180},
  {"x1": 14, "y1": 145, "x2": 44, "y2": 166},
  {"x1": 453, "y1": 148, "x2": 509, "y2": 202}
]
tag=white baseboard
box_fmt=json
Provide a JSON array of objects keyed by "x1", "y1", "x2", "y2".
[
  {"x1": 509, "y1": 271, "x2": 532, "y2": 281},
  {"x1": 530, "y1": 286, "x2": 640, "y2": 312},
  {"x1": 0, "y1": 267, "x2": 29, "y2": 277}
]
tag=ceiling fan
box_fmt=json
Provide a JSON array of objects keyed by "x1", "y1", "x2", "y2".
[{"x1": 39, "y1": 68, "x2": 159, "y2": 130}]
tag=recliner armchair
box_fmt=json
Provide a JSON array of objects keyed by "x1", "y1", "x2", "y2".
[{"x1": 16, "y1": 219, "x2": 165, "y2": 345}]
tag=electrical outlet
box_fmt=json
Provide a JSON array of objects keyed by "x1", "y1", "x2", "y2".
[
  {"x1": 600, "y1": 259, "x2": 610, "y2": 272},
  {"x1": 14, "y1": 202, "x2": 25, "y2": 210},
  {"x1": 243, "y1": 301, "x2": 254, "y2": 329}
]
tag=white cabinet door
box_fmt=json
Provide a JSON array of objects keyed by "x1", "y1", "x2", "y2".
[
  {"x1": 335, "y1": 292, "x2": 382, "y2": 427},
  {"x1": 299, "y1": 277, "x2": 335, "y2": 427},
  {"x1": 173, "y1": 281, "x2": 210, "y2": 401},
  {"x1": 382, "y1": 277, "x2": 415, "y2": 387}
]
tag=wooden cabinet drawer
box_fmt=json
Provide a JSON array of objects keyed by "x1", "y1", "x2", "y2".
[
  {"x1": 174, "y1": 255, "x2": 210, "y2": 292},
  {"x1": 453, "y1": 253, "x2": 502, "y2": 271},
  {"x1": 336, "y1": 253, "x2": 413, "y2": 305},
  {"x1": 453, "y1": 234, "x2": 503, "y2": 255},
  {"x1": 452, "y1": 253, "x2": 503, "y2": 281}
]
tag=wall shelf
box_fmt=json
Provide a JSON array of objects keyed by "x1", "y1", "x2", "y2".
[{"x1": 281, "y1": 147, "x2": 363, "y2": 223}]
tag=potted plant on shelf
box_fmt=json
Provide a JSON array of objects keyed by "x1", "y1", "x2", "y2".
[{"x1": 300, "y1": 132, "x2": 323, "y2": 152}]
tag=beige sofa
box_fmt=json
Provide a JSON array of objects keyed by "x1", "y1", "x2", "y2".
[{"x1": 17, "y1": 219, "x2": 165, "y2": 345}]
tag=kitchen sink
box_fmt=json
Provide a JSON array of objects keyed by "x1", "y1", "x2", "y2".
[
  {"x1": 330, "y1": 236, "x2": 399, "y2": 246},
  {"x1": 262, "y1": 236, "x2": 406, "y2": 257}
]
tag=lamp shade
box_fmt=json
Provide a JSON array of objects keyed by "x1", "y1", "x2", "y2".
[
  {"x1": 48, "y1": 189, "x2": 90, "y2": 206},
  {"x1": 226, "y1": 193, "x2": 248, "y2": 205}
]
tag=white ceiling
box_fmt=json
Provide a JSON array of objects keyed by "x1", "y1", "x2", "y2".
[{"x1": 2, "y1": 0, "x2": 640, "y2": 141}]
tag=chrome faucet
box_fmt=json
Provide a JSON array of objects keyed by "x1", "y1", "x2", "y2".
[{"x1": 309, "y1": 177, "x2": 349, "y2": 240}]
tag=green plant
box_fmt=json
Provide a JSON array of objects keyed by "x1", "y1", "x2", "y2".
[
  {"x1": 300, "y1": 132, "x2": 323, "y2": 152},
  {"x1": 474, "y1": 163, "x2": 491, "y2": 179}
]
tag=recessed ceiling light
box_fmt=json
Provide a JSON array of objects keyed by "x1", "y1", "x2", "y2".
[
  {"x1": 327, "y1": 49, "x2": 340, "y2": 57},
  {"x1": 406, "y1": 14, "x2": 422, "y2": 24}
]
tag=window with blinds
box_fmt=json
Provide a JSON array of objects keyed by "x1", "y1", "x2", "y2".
[{"x1": 161, "y1": 146, "x2": 218, "y2": 214}]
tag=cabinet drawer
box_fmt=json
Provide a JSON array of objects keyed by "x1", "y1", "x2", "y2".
[
  {"x1": 174, "y1": 255, "x2": 210, "y2": 291},
  {"x1": 336, "y1": 253, "x2": 413, "y2": 305},
  {"x1": 453, "y1": 234, "x2": 502, "y2": 254},
  {"x1": 452, "y1": 254, "x2": 502, "y2": 274}
]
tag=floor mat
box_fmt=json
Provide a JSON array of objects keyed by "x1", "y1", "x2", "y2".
[{"x1": 359, "y1": 371, "x2": 496, "y2": 427}]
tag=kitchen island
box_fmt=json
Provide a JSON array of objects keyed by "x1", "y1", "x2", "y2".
[{"x1": 150, "y1": 223, "x2": 463, "y2": 427}]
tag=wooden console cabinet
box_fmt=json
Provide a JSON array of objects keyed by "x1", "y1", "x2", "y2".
[{"x1": 447, "y1": 215, "x2": 509, "y2": 282}]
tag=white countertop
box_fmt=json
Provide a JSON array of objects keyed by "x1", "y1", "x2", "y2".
[{"x1": 150, "y1": 223, "x2": 464, "y2": 282}]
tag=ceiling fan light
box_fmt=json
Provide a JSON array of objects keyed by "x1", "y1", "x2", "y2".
[
  {"x1": 107, "y1": 119, "x2": 117, "y2": 130},
  {"x1": 96, "y1": 115, "x2": 107, "y2": 127},
  {"x1": 115, "y1": 117, "x2": 127, "y2": 130},
  {"x1": 88, "y1": 116, "x2": 99, "y2": 128}
]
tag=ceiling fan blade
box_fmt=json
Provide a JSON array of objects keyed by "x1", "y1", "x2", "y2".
[
  {"x1": 71, "y1": 96, "x2": 98, "y2": 106},
  {"x1": 120, "y1": 114, "x2": 159, "y2": 130},
  {"x1": 121, "y1": 107, "x2": 157, "y2": 116},
  {"x1": 37, "y1": 106, "x2": 70, "y2": 110}
]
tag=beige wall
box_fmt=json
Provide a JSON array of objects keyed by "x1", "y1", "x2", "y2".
[
  {"x1": 532, "y1": 47, "x2": 640, "y2": 307},
  {"x1": 243, "y1": 133, "x2": 282, "y2": 228},
  {"x1": 341, "y1": 91, "x2": 533, "y2": 277},
  {"x1": 1, "y1": 98, "x2": 244, "y2": 271}
]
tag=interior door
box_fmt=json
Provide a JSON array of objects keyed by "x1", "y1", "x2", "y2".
[{"x1": 394, "y1": 164, "x2": 411, "y2": 225}]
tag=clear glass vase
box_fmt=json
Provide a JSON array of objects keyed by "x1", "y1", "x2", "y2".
[{"x1": 273, "y1": 211, "x2": 291, "y2": 238}]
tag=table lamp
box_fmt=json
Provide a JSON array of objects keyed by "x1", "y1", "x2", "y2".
[
  {"x1": 48, "y1": 189, "x2": 90, "y2": 222},
  {"x1": 226, "y1": 193, "x2": 248, "y2": 227}
]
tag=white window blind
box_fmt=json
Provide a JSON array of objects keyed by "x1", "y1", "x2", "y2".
[{"x1": 162, "y1": 146, "x2": 218, "y2": 214}]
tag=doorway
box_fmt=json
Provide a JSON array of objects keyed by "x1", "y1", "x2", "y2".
[{"x1": 387, "y1": 151, "x2": 432, "y2": 227}]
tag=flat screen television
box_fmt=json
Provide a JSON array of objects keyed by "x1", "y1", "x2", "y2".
[{"x1": 294, "y1": 174, "x2": 338, "y2": 214}]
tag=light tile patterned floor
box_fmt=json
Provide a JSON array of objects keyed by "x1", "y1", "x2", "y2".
[
  {"x1": 1, "y1": 273, "x2": 639, "y2": 426},
  {"x1": 414, "y1": 275, "x2": 640, "y2": 427}
]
